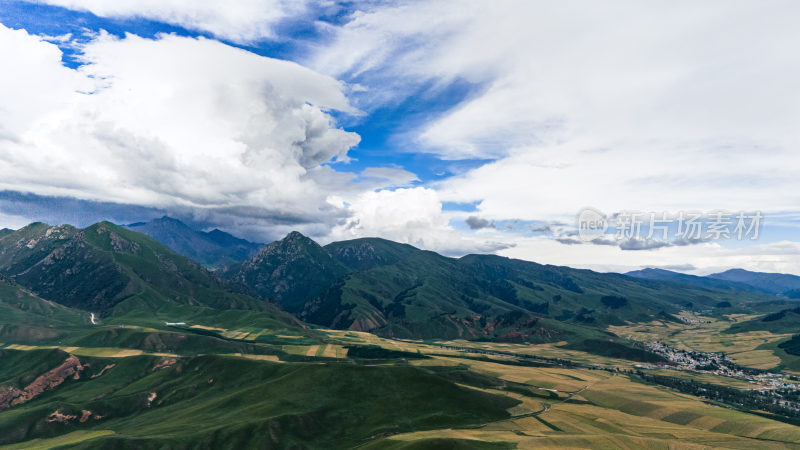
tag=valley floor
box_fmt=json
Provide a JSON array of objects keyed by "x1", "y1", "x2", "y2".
[{"x1": 1, "y1": 319, "x2": 799, "y2": 449}]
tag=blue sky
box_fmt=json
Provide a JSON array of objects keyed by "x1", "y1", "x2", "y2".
[{"x1": 1, "y1": 0, "x2": 799, "y2": 275}]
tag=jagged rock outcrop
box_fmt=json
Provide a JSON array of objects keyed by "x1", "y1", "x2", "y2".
[
  {"x1": 0, "y1": 355, "x2": 84, "y2": 411},
  {"x1": 222, "y1": 231, "x2": 350, "y2": 312}
]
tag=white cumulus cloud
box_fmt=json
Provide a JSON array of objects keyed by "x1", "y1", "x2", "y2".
[
  {"x1": 327, "y1": 187, "x2": 511, "y2": 255},
  {"x1": 26, "y1": 0, "x2": 309, "y2": 43}
]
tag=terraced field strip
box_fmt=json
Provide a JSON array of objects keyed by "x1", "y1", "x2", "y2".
[
  {"x1": 3, "y1": 344, "x2": 42, "y2": 351},
  {"x1": 434, "y1": 339, "x2": 636, "y2": 369},
  {"x1": 242, "y1": 329, "x2": 267, "y2": 341},
  {"x1": 642, "y1": 369, "x2": 753, "y2": 389},
  {"x1": 221, "y1": 331, "x2": 248, "y2": 340},
  {"x1": 283, "y1": 345, "x2": 312, "y2": 355},
  {"x1": 69, "y1": 347, "x2": 146, "y2": 357},
  {"x1": 225, "y1": 353, "x2": 282, "y2": 363},
  {"x1": 0, "y1": 430, "x2": 115, "y2": 450},
  {"x1": 189, "y1": 325, "x2": 226, "y2": 333},
  {"x1": 0, "y1": 344, "x2": 178, "y2": 358},
  {"x1": 418, "y1": 354, "x2": 611, "y2": 394},
  {"x1": 190, "y1": 324, "x2": 264, "y2": 341}
]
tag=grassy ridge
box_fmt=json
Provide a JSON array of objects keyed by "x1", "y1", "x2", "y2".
[
  {"x1": 294, "y1": 239, "x2": 779, "y2": 343},
  {"x1": 0, "y1": 276, "x2": 88, "y2": 344}
]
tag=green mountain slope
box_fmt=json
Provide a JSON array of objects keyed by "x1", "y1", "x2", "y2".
[
  {"x1": 0, "y1": 222, "x2": 302, "y2": 335},
  {"x1": 726, "y1": 306, "x2": 800, "y2": 334},
  {"x1": 0, "y1": 275, "x2": 87, "y2": 343},
  {"x1": 324, "y1": 237, "x2": 421, "y2": 271},
  {"x1": 303, "y1": 250, "x2": 767, "y2": 340},
  {"x1": 222, "y1": 231, "x2": 350, "y2": 313},
  {"x1": 228, "y1": 233, "x2": 774, "y2": 345},
  {"x1": 709, "y1": 268, "x2": 800, "y2": 295}
]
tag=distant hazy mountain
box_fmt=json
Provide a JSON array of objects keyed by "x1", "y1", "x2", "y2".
[
  {"x1": 708, "y1": 268, "x2": 800, "y2": 295},
  {"x1": 126, "y1": 216, "x2": 261, "y2": 268},
  {"x1": 225, "y1": 231, "x2": 777, "y2": 342},
  {"x1": 625, "y1": 268, "x2": 768, "y2": 293}
]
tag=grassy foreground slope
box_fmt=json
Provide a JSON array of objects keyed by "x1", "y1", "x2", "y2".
[
  {"x1": 0, "y1": 349, "x2": 516, "y2": 449},
  {"x1": 4, "y1": 329, "x2": 799, "y2": 450}
]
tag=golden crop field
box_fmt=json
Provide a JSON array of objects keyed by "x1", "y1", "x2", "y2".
[
  {"x1": 389, "y1": 356, "x2": 800, "y2": 449},
  {"x1": 326, "y1": 329, "x2": 800, "y2": 449},
  {"x1": 0, "y1": 343, "x2": 176, "y2": 358}
]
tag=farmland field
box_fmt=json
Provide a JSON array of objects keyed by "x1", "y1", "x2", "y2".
[{"x1": 609, "y1": 312, "x2": 795, "y2": 370}]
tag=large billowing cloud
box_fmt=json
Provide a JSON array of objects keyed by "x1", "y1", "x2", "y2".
[
  {"x1": 327, "y1": 187, "x2": 511, "y2": 255},
  {"x1": 312, "y1": 0, "x2": 800, "y2": 220},
  {"x1": 25, "y1": 0, "x2": 307, "y2": 43},
  {"x1": 0, "y1": 24, "x2": 360, "y2": 238}
]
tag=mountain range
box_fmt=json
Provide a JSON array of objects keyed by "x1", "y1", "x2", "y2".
[
  {"x1": 126, "y1": 216, "x2": 261, "y2": 269},
  {"x1": 708, "y1": 268, "x2": 800, "y2": 296},
  {"x1": 0, "y1": 218, "x2": 795, "y2": 352},
  {"x1": 627, "y1": 267, "x2": 800, "y2": 297},
  {"x1": 220, "y1": 230, "x2": 781, "y2": 346}
]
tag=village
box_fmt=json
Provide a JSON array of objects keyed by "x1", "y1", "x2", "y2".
[
  {"x1": 642, "y1": 340, "x2": 798, "y2": 389},
  {"x1": 636, "y1": 340, "x2": 800, "y2": 415}
]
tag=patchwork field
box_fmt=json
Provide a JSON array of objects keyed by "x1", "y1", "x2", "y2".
[
  {"x1": 386, "y1": 357, "x2": 800, "y2": 449},
  {"x1": 282, "y1": 344, "x2": 349, "y2": 358},
  {"x1": 190, "y1": 324, "x2": 294, "y2": 342}
]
